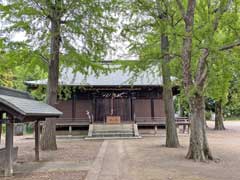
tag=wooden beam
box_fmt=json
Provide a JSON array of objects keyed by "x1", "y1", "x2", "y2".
[
  {"x1": 34, "y1": 120, "x2": 40, "y2": 161},
  {"x1": 5, "y1": 120, "x2": 14, "y2": 176}
]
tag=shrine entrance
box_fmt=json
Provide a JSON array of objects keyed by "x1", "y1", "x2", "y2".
[{"x1": 94, "y1": 92, "x2": 133, "y2": 123}]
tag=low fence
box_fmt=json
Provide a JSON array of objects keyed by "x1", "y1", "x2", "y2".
[
  {"x1": 40, "y1": 117, "x2": 190, "y2": 128},
  {"x1": 53, "y1": 118, "x2": 90, "y2": 126},
  {"x1": 135, "y1": 116, "x2": 189, "y2": 125}
]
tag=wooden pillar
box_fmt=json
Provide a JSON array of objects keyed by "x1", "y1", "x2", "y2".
[
  {"x1": 68, "y1": 126, "x2": 72, "y2": 136},
  {"x1": 0, "y1": 121, "x2": 2, "y2": 144},
  {"x1": 128, "y1": 97, "x2": 132, "y2": 122},
  {"x1": 35, "y1": 120, "x2": 40, "y2": 161},
  {"x1": 94, "y1": 97, "x2": 97, "y2": 123},
  {"x1": 154, "y1": 125, "x2": 158, "y2": 135},
  {"x1": 70, "y1": 91, "x2": 76, "y2": 136},
  {"x1": 92, "y1": 95, "x2": 96, "y2": 124},
  {"x1": 130, "y1": 95, "x2": 135, "y2": 123},
  {"x1": 151, "y1": 98, "x2": 155, "y2": 120},
  {"x1": 5, "y1": 119, "x2": 14, "y2": 176},
  {"x1": 0, "y1": 112, "x2": 3, "y2": 144},
  {"x1": 72, "y1": 92, "x2": 76, "y2": 120}
]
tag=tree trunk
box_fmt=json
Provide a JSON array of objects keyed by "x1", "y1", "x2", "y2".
[
  {"x1": 0, "y1": 122, "x2": 2, "y2": 144},
  {"x1": 40, "y1": 2, "x2": 61, "y2": 151},
  {"x1": 176, "y1": 0, "x2": 213, "y2": 161},
  {"x1": 161, "y1": 34, "x2": 180, "y2": 148},
  {"x1": 214, "y1": 100, "x2": 225, "y2": 130},
  {"x1": 186, "y1": 95, "x2": 213, "y2": 161},
  {"x1": 179, "y1": 102, "x2": 184, "y2": 117}
]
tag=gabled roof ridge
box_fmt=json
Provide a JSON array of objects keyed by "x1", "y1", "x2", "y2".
[{"x1": 0, "y1": 86, "x2": 33, "y2": 99}]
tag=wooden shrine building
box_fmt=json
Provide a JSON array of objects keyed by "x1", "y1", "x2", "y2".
[
  {"x1": 25, "y1": 67, "x2": 179, "y2": 128},
  {"x1": 0, "y1": 86, "x2": 62, "y2": 176}
]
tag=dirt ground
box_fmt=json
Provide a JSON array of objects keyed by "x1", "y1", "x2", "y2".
[
  {"x1": 123, "y1": 121, "x2": 240, "y2": 180},
  {"x1": 1, "y1": 121, "x2": 240, "y2": 180}
]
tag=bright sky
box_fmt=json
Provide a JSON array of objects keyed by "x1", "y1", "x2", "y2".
[{"x1": 11, "y1": 29, "x2": 137, "y2": 61}]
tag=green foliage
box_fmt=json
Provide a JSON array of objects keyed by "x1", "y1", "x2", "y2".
[
  {"x1": 205, "y1": 111, "x2": 212, "y2": 120},
  {"x1": 0, "y1": 0, "x2": 117, "y2": 66},
  {"x1": 117, "y1": 0, "x2": 240, "y2": 117},
  {"x1": 116, "y1": 0, "x2": 183, "y2": 83},
  {"x1": 225, "y1": 116, "x2": 240, "y2": 121},
  {"x1": 0, "y1": 0, "x2": 118, "y2": 99},
  {"x1": 0, "y1": 0, "x2": 240, "y2": 117}
]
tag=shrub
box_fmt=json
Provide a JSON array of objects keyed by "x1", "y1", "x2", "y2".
[{"x1": 205, "y1": 111, "x2": 212, "y2": 120}]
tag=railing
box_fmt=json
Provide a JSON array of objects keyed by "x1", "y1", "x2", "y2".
[
  {"x1": 45, "y1": 117, "x2": 190, "y2": 126},
  {"x1": 135, "y1": 116, "x2": 189, "y2": 125},
  {"x1": 175, "y1": 117, "x2": 190, "y2": 133},
  {"x1": 135, "y1": 117, "x2": 166, "y2": 125},
  {"x1": 175, "y1": 117, "x2": 189, "y2": 123},
  {"x1": 42, "y1": 118, "x2": 90, "y2": 126}
]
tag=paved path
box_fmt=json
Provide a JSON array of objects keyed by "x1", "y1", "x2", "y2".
[
  {"x1": 5, "y1": 139, "x2": 133, "y2": 180},
  {"x1": 86, "y1": 140, "x2": 133, "y2": 180},
  {"x1": 14, "y1": 161, "x2": 91, "y2": 173}
]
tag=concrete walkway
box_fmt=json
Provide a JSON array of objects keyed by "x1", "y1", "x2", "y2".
[{"x1": 85, "y1": 140, "x2": 134, "y2": 180}]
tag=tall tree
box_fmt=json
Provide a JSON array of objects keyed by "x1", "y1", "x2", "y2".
[
  {"x1": 0, "y1": 0, "x2": 116, "y2": 150},
  {"x1": 40, "y1": 0, "x2": 62, "y2": 150},
  {"x1": 207, "y1": 38, "x2": 240, "y2": 130},
  {"x1": 159, "y1": 2, "x2": 180, "y2": 148},
  {"x1": 207, "y1": 54, "x2": 232, "y2": 130},
  {"x1": 176, "y1": 0, "x2": 239, "y2": 160},
  {"x1": 120, "y1": 0, "x2": 180, "y2": 147},
  {"x1": 176, "y1": 0, "x2": 209, "y2": 161}
]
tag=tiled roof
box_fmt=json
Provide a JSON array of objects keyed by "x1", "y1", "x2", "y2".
[
  {"x1": 0, "y1": 87, "x2": 62, "y2": 117},
  {"x1": 25, "y1": 67, "x2": 163, "y2": 87},
  {"x1": 0, "y1": 86, "x2": 32, "y2": 99}
]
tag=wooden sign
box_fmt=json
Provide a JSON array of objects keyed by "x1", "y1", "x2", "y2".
[{"x1": 106, "y1": 116, "x2": 121, "y2": 124}]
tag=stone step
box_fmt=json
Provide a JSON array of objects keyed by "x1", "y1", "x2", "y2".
[
  {"x1": 93, "y1": 127, "x2": 133, "y2": 131},
  {"x1": 87, "y1": 123, "x2": 140, "y2": 139},
  {"x1": 93, "y1": 132, "x2": 134, "y2": 135},
  {"x1": 93, "y1": 124, "x2": 133, "y2": 129},
  {"x1": 92, "y1": 133, "x2": 134, "y2": 137},
  {"x1": 94, "y1": 130, "x2": 133, "y2": 133}
]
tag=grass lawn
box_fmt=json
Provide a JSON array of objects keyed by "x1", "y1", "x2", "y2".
[{"x1": 225, "y1": 116, "x2": 240, "y2": 121}]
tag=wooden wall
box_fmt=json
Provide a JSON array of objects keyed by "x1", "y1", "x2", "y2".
[
  {"x1": 75, "y1": 100, "x2": 92, "y2": 119},
  {"x1": 55, "y1": 100, "x2": 72, "y2": 118},
  {"x1": 56, "y1": 97, "x2": 166, "y2": 122},
  {"x1": 154, "y1": 99, "x2": 165, "y2": 117},
  {"x1": 134, "y1": 98, "x2": 165, "y2": 118},
  {"x1": 134, "y1": 99, "x2": 151, "y2": 117}
]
